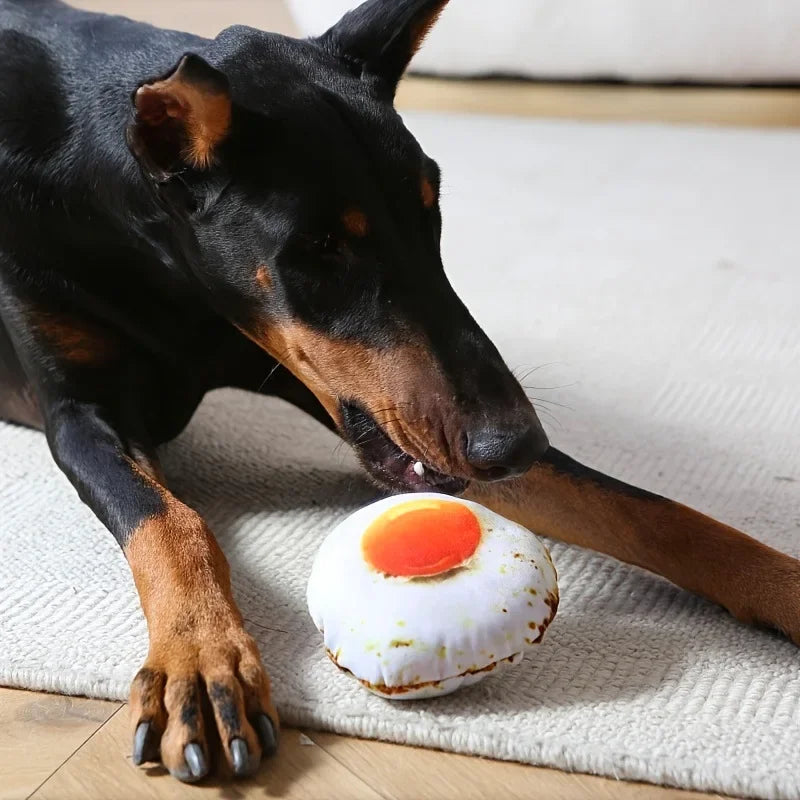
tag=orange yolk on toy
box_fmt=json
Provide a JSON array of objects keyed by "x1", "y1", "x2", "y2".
[{"x1": 362, "y1": 499, "x2": 481, "y2": 577}]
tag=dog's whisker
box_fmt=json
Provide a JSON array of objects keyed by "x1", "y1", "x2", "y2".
[
  {"x1": 254, "y1": 347, "x2": 294, "y2": 393},
  {"x1": 525, "y1": 395, "x2": 574, "y2": 411},
  {"x1": 522, "y1": 381, "x2": 579, "y2": 392},
  {"x1": 513, "y1": 362, "x2": 566, "y2": 384},
  {"x1": 256, "y1": 361, "x2": 285, "y2": 393},
  {"x1": 533, "y1": 406, "x2": 563, "y2": 431}
]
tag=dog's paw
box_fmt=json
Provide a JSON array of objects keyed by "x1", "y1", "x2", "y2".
[{"x1": 128, "y1": 620, "x2": 279, "y2": 782}]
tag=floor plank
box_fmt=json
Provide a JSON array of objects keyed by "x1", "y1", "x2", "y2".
[
  {"x1": 31, "y1": 707, "x2": 381, "y2": 800},
  {"x1": 396, "y1": 78, "x2": 800, "y2": 128},
  {"x1": 306, "y1": 730, "x2": 730, "y2": 800},
  {"x1": 0, "y1": 687, "x2": 119, "y2": 800}
]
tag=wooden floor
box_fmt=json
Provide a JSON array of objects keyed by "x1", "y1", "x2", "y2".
[
  {"x1": 4, "y1": 2, "x2": 799, "y2": 799},
  {"x1": 2, "y1": 687, "x2": 731, "y2": 800}
]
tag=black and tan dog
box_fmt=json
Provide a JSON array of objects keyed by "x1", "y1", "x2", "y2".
[{"x1": 1, "y1": 0, "x2": 798, "y2": 784}]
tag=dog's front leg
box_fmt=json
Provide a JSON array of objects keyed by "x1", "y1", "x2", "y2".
[
  {"x1": 45, "y1": 400, "x2": 278, "y2": 782},
  {"x1": 467, "y1": 447, "x2": 800, "y2": 643}
]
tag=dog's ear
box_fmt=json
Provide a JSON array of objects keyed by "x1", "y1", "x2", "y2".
[
  {"x1": 318, "y1": 0, "x2": 449, "y2": 97},
  {"x1": 127, "y1": 54, "x2": 231, "y2": 182}
]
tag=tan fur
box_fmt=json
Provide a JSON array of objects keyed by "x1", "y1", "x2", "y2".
[
  {"x1": 125, "y1": 494, "x2": 238, "y2": 646},
  {"x1": 421, "y1": 176, "x2": 436, "y2": 208},
  {"x1": 467, "y1": 463, "x2": 800, "y2": 642},
  {"x1": 238, "y1": 320, "x2": 460, "y2": 473},
  {"x1": 135, "y1": 73, "x2": 231, "y2": 170},
  {"x1": 255, "y1": 265, "x2": 272, "y2": 290},
  {"x1": 342, "y1": 209, "x2": 370, "y2": 237},
  {"x1": 33, "y1": 311, "x2": 117, "y2": 367}
]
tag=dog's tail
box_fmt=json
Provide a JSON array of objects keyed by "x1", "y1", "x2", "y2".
[{"x1": 466, "y1": 447, "x2": 800, "y2": 643}]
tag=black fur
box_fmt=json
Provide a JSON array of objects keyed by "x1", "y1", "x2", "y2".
[{"x1": 543, "y1": 447, "x2": 664, "y2": 501}]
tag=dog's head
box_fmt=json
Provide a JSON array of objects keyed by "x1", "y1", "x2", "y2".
[{"x1": 127, "y1": 0, "x2": 548, "y2": 494}]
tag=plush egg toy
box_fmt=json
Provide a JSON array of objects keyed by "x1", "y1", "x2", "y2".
[{"x1": 307, "y1": 493, "x2": 559, "y2": 699}]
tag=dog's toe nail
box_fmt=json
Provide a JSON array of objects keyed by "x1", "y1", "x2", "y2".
[
  {"x1": 254, "y1": 714, "x2": 279, "y2": 757},
  {"x1": 230, "y1": 737, "x2": 250, "y2": 776},
  {"x1": 184, "y1": 743, "x2": 206, "y2": 779},
  {"x1": 132, "y1": 722, "x2": 152, "y2": 766}
]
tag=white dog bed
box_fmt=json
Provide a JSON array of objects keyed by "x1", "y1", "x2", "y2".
[{"x1": 287, "y1": 0, "x2": 800, "y2": 83}]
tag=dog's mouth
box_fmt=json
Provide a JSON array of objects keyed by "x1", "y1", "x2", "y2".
[{"x1": 340, "y1": 402, "x2": 468, "y2": 495}]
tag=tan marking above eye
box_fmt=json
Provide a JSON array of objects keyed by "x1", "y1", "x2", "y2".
[
  {"x1": 342, "y1": 209, "x2": 369, "y2": 238},
  {"x1": 421, "y1": 176, "x2": 436, "y2": 209},
  {"x1": 255, "y1": 265, "x2": 272, "y2": 289}
]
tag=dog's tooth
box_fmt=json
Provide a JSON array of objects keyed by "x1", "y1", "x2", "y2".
[{"x1": 413, "y1": 461, "x2": 425, "y2": 477}]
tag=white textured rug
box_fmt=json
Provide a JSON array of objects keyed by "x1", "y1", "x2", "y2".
[{"x1": 2, "y1": 113, "x2": 800, "y2": 800}]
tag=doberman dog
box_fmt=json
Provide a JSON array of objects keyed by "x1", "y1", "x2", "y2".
[{"x1": 1, "y1": 0, "x2": 798, "y2": 784}]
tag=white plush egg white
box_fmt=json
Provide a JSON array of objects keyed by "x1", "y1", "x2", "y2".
[{"x1": 307, "y1": 493, "x2": 558, "y2": 699}]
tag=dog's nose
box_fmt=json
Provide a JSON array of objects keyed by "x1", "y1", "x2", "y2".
[{"x1": 465, "y1": 420, "x2": 549, "y2": 480}]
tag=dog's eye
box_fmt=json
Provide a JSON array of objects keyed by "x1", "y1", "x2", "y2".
[
  {"x1": 322, "y1": 233, "x2": 341, "y2": 254},
  {"x1": 296, "y1": 232, "x2": 352, "y2": 263},
  {"x1": 316, "y1": 233, "x2": 353, "y2": 262}
]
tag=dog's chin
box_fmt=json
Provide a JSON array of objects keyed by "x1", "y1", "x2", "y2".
[{"x1": 340, "y1": 403, "x2": 469, "y2": 496}]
